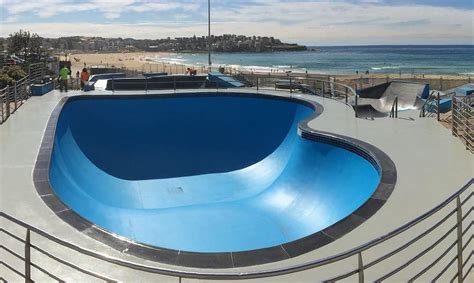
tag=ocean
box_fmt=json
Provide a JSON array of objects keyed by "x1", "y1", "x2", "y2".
[{"x1": 149, "y1": 45, "x2": 474, "y2": 76}]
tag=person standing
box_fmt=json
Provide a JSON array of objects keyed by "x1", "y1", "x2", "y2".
[
  {"x1": 59, "y1": 66, "x2": 70, "y2": 92},
  {"x1": 80, "y1": 68, "x2": 90, "y2": 90}
]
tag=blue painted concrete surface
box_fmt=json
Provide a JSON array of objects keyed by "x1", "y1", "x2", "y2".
[
  {"x1": 49, "y1": 94, "x2": 380, "y2": 252},
  {"x1": 208, "y1": 72, "x2": 244, "y2": 88}
]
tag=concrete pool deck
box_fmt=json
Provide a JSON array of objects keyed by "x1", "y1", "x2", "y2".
[{"x1": 1, "y1": 88, "x2": 472, "y2": 282}]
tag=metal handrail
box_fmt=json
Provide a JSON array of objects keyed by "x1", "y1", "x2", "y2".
[
  {"x1": 452, "y1": 95, "x2": 473, "y2": 153},
  {"x1": 420, "y1": 91, "x2": 442, "y2": 120},
  {"x1": 108, "y1": 76, "x2": 215, "y2": 93},
  {"x1": 389, "y1": 96, "x2": 399, "y2": 118},
  {"x1": 236, "y1": 73, "x2": 360, "y2": 117},
  {"x1": 1, "y1": 74, "x2": 32, "y2": 125},
  {"x1": 420, "y1": 91, "x2": 436, "y2": 118},
  {"x1": 1, "y1": 179, "x2": 472, "y2": 282},
  {"x1": 1, "y1": 63, "x2": 49, "y2": 125},
  {"x1": 92, "y1": 70, "x2": 360, "y2": 116}
]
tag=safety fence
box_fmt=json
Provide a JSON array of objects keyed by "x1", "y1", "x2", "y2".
[
  {"x1": 0, "y1": 63, "x2": 49, "y2": 125},
  {"x1": 102, "y1": 73, "x2": 361, "y2": 117},
  {"x1": 452, "y1": 96, "x2": 473, "y2": 153},
  {"x1": 233, "y1": 73, "x2": 360, "y2": 116},
  {"x1": 86, "y1": 63, "x2": 208, "y2": 77},
  {"x1": 28, "y1": 63, "x2": 46, "y2": 84},
  {"x1": 0, "y1": 77, "x2": 30, "y2": 125},
  {"x1": 1, "y1": 179, "x2": 471, "y2": 282},
  {"x1": 419, "y1": 91, "x2": 439, "y2": 119}
]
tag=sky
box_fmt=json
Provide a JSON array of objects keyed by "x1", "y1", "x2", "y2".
[{"x1": 0, "y1": 0, "x2": 473, "y2": 45}]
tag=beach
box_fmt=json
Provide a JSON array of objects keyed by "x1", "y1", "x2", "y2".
[
  {"x1": 68, "y1": 51, "x2": 472, "y2": 91},
  {"x1": 69, "y1": 52, "x2": 208, "y2": 77}
]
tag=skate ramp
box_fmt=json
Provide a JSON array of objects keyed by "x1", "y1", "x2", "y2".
[{"x1": 353, "y1": 81, "x2": 429, "y2": 117}]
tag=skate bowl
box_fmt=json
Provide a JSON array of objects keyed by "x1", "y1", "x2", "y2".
[{"x1": 36, "y1": 92, "x2": 396, "y2": 268}]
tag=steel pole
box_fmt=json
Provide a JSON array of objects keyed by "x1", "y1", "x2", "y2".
[
  {"x1": 25, "y1": 229, "x2": 31, "y2": 282},
  {"x1": 456, "y1": 197, "x2": 464, "y2": 283},
  {"x1": 355, "y1": 89, "x2": 359, "y2": 118},
  {"x1": 358, "y1": 253, "x2": 364, "y2": 283},
  {"x1": 208, "y1": 0, "x2": 211, "y2": 72},
  {"x1": 437, "y1": 92, "x2": 440, "y2": 121}
]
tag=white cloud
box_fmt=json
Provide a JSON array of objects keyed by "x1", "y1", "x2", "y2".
[
  {"x1": 2, "y1": 0, "x2": 198, "y2": 20},
  {"x1": 130, "y1": 3, "x2": 182, "y2": 12},
  {"x1": 0, "y1": 0, "x2": 472, "y2": 44},
  {"x1": 3, "y1": 15, "x2": 20, "y2": 23}
]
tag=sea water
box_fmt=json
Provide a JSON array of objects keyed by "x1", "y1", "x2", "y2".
[{"x1": 150, "y1": 45, "x2": 474, "y2": 75}]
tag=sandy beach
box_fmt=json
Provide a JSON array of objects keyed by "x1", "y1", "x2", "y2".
[
  {"x1": 66, "y1": 52, "x2": 472, "y2": 91},
  {"x1": 68, "y1": 52, "x2": 470, "y2": 78},
  {"x1": 69, "y1": 52, "x2": 208, "y2": 77}
]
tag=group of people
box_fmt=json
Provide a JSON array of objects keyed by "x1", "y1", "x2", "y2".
[
  {"x1": 355, "y1": 70, "x2": 370, "y2": 75},
  {"x1": 186, "y1": 67, "x2": 197, "y2": 76},
  {"x1": 58, "y1": 66, "x2": 90, "y2": 92}
]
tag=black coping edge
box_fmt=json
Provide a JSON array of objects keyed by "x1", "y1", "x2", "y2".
[{"x1": 32, "y1": 91, "x2": 397, "y2": 270}]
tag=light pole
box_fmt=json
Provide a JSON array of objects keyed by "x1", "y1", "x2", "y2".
[{"x1": 208, "y1": 0, "x2": 212, "y2": 72}]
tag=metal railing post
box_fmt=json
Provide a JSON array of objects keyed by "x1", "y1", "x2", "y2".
[
  {"x1": 257, "y1": 77, "x2": 259, "y2": 92},
  {"x1": 452, "y1": 97, "x2": 456, "y2": 136},
  {"x1": 25, "y1": 228, "x2": 32, "y2": 282},
  {"x1": 28, "y1": 65, "x2": 32, "y2": 82},
  {"x1": 345, "y1": 87, "x2": 348, "y2": 104},
  {"x1": 355, "y1": 88, "x2": 358, "y2": 118},
  {"x1": 466, "y1": 101, "x2": 472, "y2": 151},
  {"x1": 111, "y1": 77, "x2": 115, "y2": 93},
  {"x1": 358, "y1": 252, "x2": 364, "y2": 283},
  {"x1": 289, "y1": 79, "x2": 293, "y2": 94},
  {"x1": 456, "y1": 196, "x2": 463, "y2": 283},
  {"x1": 322, "y1": 81, "x2": 325, "y2": 97},
  {"x1": 145, "y1": 76, "x2": 148, "y2": 93},
  {"x1": 330, "y1": 77, "x2": 335, "y2": 97},
  {"x1": 173, "y1": 76, "x2": 176, "y2": 92},
  {"x1": 1, "y1": 91, "x2": 4, "y2": 122},
  {"x1": 14, "y1": 81, "x2": 18, "y2": 111},
  {"x1": 437, "y1": 92, "x2": 440, "y2": 121},
  {"x1": 395, "y1": 96, "x2": 398, "y2": 118}
]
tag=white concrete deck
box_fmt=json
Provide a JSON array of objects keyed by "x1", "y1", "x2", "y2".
[{"x1": 1, "y1": 89, "x2": 472, "y2": 282}]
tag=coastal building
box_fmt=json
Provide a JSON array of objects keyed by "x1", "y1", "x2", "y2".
[{"x1": 19, "y1": 35, "x2": 306, "y2": 53}]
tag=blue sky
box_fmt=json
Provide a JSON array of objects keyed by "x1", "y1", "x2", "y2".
[{"x1": 0, "y1": 0, "x2": 472, "y2": 45}]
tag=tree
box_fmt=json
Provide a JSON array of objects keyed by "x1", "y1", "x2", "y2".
[
  {"x1": 29, "y1": 34, "x2": 42, "y2": 55},
  {"x1": 8, "y1": 30, "x2": 31, "y2": 59},
  {"x1": 7, "y1": 30, "x2": 45, "y2": 62}
]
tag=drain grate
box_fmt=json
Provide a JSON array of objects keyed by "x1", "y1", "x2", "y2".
[{"x1": 167, "y1": 187, "x2": 184, "y2": 194}]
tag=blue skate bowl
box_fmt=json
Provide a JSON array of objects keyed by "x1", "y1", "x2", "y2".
[{"x1": 40, "y1": 92, "x2": 396, "y2": 268}]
